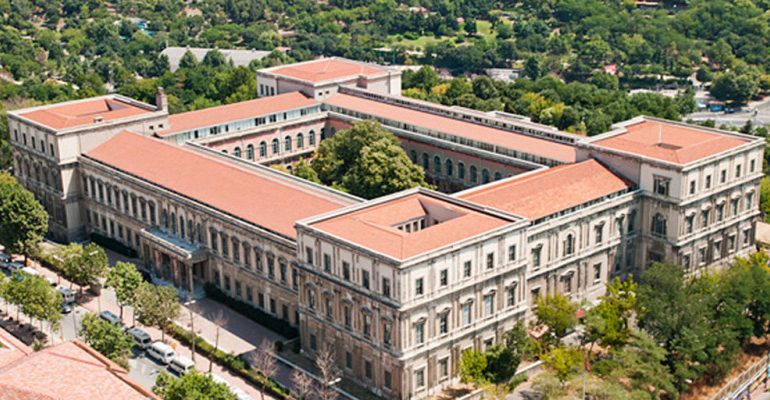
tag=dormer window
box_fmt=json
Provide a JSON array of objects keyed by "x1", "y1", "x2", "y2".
[{"x1": 653, "y1": 176, "x2": 670, "y2": 196}]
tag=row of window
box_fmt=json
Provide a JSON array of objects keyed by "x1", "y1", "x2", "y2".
[
  {"x1": 15, "y1": 156, "x2": 61, "y2": 191},
  {"x1": 223, "y1": 129, "x2": 330, "y2": 160},
  {"x1": 83, "y1": 176, "x2": 157, "y2": 226},
  {"x1": 653, "y1": 159, "x2": 757, "y2": 198},
  {"x1": 307, "y1": 290, "x2": 394, "y2": 347},
  {"x1": 681, "y1": 228, "x2": 753, "y2": 269},
  {"x1": 87, "y1": 210, "x2": 141, "y2": 251},
  {"x1": 682, "y1": 194, "x2": 754, "y2": 236},
  {"x1": 211, "y1": 230, "x2": 298, "y2": 290},
  {"x1": 410, "y1": 151, "x2": 504, "y2": 185},
  {"x1": 219, "y1": 274, "x2": 295, "y2": 323},
  {"x1": 13, "y1": 128, "x2": 56, "y2": 158}
]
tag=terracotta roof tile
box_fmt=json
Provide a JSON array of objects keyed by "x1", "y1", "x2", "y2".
[
  {"x1": 85, "y1": 132, "x2": 355, "y2": 239},
  {"x1": 459, "y1": 160, "x2": 633, "y2": 220},
  {"x1": 269, "y1": 59, "x2": 387, "y2": 83},
  {"x1": 324, "y1": 93, "x2": 577, "y2": 163},
  {"x1": 592, "y1": 120, "x2": 749, "y2": 164},
  {"x1": 158, "y1": 92, "x2": 318, "y2": 136},
  {"x1": 19, "y1": 97, "x2": 153, "y2": 130},
  {"x1": 310, "y1": 192, "x2": 514, "y2": 260}
]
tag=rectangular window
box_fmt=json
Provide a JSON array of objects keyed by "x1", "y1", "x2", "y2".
[
  {"x1": 415, "y1": 278, "x2": 424, "y2": 296},
  {"x1": 439, "y1": 313, "x2": 448, "y2": 334},
  {"x1": 653, "y1": 176, "x2": 670, "y2": 196},
  {"x1": 689, "y1": 180, "x2": 696, "y2": 195},
  {"x1": 508, "y1": 245, "x2": 516, "y2": 262},
  {"x1": 384, "y1": 371, "x2": 392, "y2": 389},
  {"x1": 382, "y1": 277, "x2": 390, "y2": 298},
  {"x1": 593, "y1": 263, "x2": 602, "y2": 283},
  {"x1": 751, "y1": 159, "x2": 756, "y2": 172},
  {"x1": 721, "y1": 169, "x2": 727, "y2": 183},
  {"x1": 702, "y1": 209, "x2": 710, "y2": 228},
  {"x1": 362, "y1": 270, "x2": 370, "y2": 289},
  {"x1": 507, "y1": 286, "x2": 516, "y2": 307},
  {"x1": 532, "y1": 247, "x2": 542, "y2": 269},
  {"x1": 736, "y1": 164, "x2": 742, "y2": 178},
  {"x1": 439, "y1": 269, "x2": 448, "y2": 287},
  {"x1": 345, "y1": 352, "x2": 353, "y2": 369},
  {"x1": 235, "y1": 281, "x2": 241, "y2": 298},
  {"x1": 706, "y1": 175, "x2": 712, "y2": 189},
  {"x1": 415, "y1": 322, "x2": 424, "y2": 344},
  {"x1": 383, "y1": 322, "x2": 392, "y2": 347},
  {"x1": 344, "y1": 306, "x2": 351, "y2": 329},
  {"x1": 462, "y1": 302, "x2": 471, "y2": 325},
  {"x1": 280, "y1": 262, "x2": 287, "y2": 283},
  {"x1": 365, "y1": 361, "x2": 372, "y2": 379},
  {"x1": 439, "y1": 358, "x2": 449, "y2": 379},
  {"x1": 415, "y1": 369, "x2": 425, "y2": 389},
  {"x1": 594, "y1": 224, "x2": 603, "y2": 243},
  {"x1": 463, "y1": 261, "x2": 472, "y2": 278},
  {"x1": 342, "y1": 262, "x2": 351, "y2": 281},
  {"x1": 698, "y1": 247, "x2": 707, "y2": 265},
  {"x1": 486, "y1": 253, "x2": 494, "y2": 269},
  {"x1": 305, "y1": 246, "x2": 313, "y2": 265},
  {"x1": 484, "y1": 294, "x2": 494, "y2": 316},
  {"x1": 247, "y1": 287, "x2": 253, "y2": 303},
  {"x1": 323, "y1": 253, "x2": 331, "y2": 273}
]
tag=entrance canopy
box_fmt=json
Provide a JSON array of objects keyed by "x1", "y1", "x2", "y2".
[{"x1": 140, "y1": 227, "x2": 208, "y2": 264}]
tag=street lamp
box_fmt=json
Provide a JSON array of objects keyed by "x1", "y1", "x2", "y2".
[{"x1": 184, "y1": 299, "x2": 197, "y2": 362}]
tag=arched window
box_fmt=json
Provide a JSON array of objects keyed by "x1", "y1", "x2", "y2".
[
  {"x1": 187, "y1": 219, "x2": 194, "y2": 241},
  {"x1": 410, "y1": 150, "x2": 417, "y2": 163},
  {"x1": 170, "y1": 212, "x2": 177, "y2": 234},
  {"x1": 284, "y1": 136, "x2": 292, "y2": 152},
  {"x1": 297, "y1": 133, "x2": 304, "y2": 149},
  {"x1": 563, "y1": 234, "x2": 575, "y2": 256},
  {"x1": 179, "y1": 215, "x2": 185, "y2": 238},
  {"x1": 494, "y1": 172, "x2": 502, "y2": 181},
  {"x1": 246, "y1": 144, "x2": 254, "y2": 160},
  {"x1": 458, "y1": 162, "x2": 465, "y2": 179},
  {"x1": 309, "y1": 130, "x2": 316, "y2": 146},
  {"x1": 434, "y1": 156, "x2": 441, "y2": 173},
  {"x1": 651, "y1": 213, "x2": 667, "y2": 236},
  {"x1": 445, "y1": 159, "x2": 453, "y2": 176},
  {"x1": 272, "y1": 138, "x2": 280, "y2": 154},
  {"x1": 161, "y1": 209, "x2": 168, "y2": 228},
  {"x1": 470, "y1": 166, "x2": 478, "y2": 183},
  {"x1": 259, "y1": 141, "x2": 267, "y2": 157},
  {"x1": 233, "y1": 147, "x2": 241, "y2": 158},
  {"x1": 482, "y1": 169, "x2": 490, "y2": 184},
  {"x1": 422, "y1": 153, "x2": 429, "y2": 170}
]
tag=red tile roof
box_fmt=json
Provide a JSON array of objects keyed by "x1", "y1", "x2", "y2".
[
  {"x1": 158, "y1": 92, "x2": 318, "y2": 136},
  {"x1": 459, "y1": 160, "x2": 633, "y2": 220},
  {"x1": 19, "y1": 97, "x2": 154, "y2": 130},
  {"x1": 268, "y1": 58, "x2": 388, "y2": 83},
  {"x1": 324, "y1": 93, "x2": 577, "y2": 164},
  {"x1": 85, "y1": 132, "x2": 355, "y2": 239},
  {"x1": 0, "y1": 336, "x2": 158, "y2": 400},
  {"x1": 592, "y1": 119, "x2": 749, "y2": 164},
  {"x1": 310, "y1": 192, "x2": 513, "y2": 260}
]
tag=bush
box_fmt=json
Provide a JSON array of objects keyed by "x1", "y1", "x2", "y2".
[
  {"x1": 168, "y1": 324, "x2": 291, "y2": 399},
  {"x1": 506, "y1": 373, "x2": 528, "y2": 391},
  {"x1": 203, "y1": 283, "x2": 298, "y2": 338}
]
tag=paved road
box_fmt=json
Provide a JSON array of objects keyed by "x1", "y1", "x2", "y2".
[{"x1": 686, "y1": 96, "x2": 770, "y2": 128}]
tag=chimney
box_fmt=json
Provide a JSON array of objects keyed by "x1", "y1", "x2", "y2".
[{"x1": 155, "y1": 87, "x2": 167, "y2": 112}]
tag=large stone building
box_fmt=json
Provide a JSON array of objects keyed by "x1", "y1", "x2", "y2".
[{"x1": 8, "y1": 57, "x2": 765, "y2": 399}]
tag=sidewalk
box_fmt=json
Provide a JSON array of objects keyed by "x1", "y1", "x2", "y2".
[{"x1": 22, "y1": 252, "x2": 277, "y2": 400}]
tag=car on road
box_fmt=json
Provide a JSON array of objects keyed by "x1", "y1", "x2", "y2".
[
  {"x1": 57, "y1": 287, "x2": 75, "y2": 304},
  {"x1": 126, "y1": 327, "x2": 152, "y2": 350},
  {"x1": 147, "y1": 341, "x2": 175, "y2": 365},
  {"x1": 168, "y1": 355, "x2": 194, "y2": 375},
  {"x1": 20, "y1": 267, "x2": 40, "y2": 277},
  {"x1": 60, "y1": 302, "x2": 73, "y2": 314},
  {"x1": 99, "y1": 310, "x2": 124, "y2": 330},
  {"x1": 0, "y1": 251, "x2": 10, "y2": 264},
  {"x1": 5, "y1": 262, "x2": 24, "y2": 273}
]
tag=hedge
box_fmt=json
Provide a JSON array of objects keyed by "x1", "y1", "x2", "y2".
[
  {"x1": 203, "y1": 283, "x2": 299, "y2": 338},
  {"x1": 168, "y1": 323, "x2": 291, "y2": 399},
  {"x1": 90, "y1": 233, "x2": 138, "y2": 258}
]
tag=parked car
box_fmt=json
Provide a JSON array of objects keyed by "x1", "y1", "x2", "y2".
[
  {"x1": 20, "y1": 267, "x2": 40, "y2": 277},
  {"x1": 147, "y1": 341, "x2": 175, "y2": 364},
  {"x1": 5, "y1": 262, "x2": 24, "y2": 273},
  {"x1": 126, "y1": 327, "x2": 152, "y2": 350},
  {"x1": 168, "y1": 355, "x2": 195, "y2": 375},
  {"x1": 60, "y1": 303, "x2": 73, "y2": 314},
  {"x1": 99, "y1": 310, "x2": 124, "y2": 330},
  {"x1": 0, "y1": 251, "x2": 10, "y2": 264},
  {"x1": 57, "y1": 287, "x2": 75, "y2": 304}
]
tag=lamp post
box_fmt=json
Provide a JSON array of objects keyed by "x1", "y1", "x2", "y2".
[{"x1": 184, "y1": 299, "x2": 197, "y2": 362}]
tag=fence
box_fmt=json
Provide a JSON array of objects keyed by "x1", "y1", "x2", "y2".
[{"x1": 710, "y1": 354, "x2": 770, "y2": 400}]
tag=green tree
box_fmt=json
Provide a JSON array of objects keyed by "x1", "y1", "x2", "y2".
[
  {"x1": 711, "y1": 72, "x2": 759, "y2": 103},
  {"x1": 134, "y1": 282, "x2": 180, "y2": 341},
  {"x1": 105, "y1": 262, "x2": 143, "y2": 320},
  {"x1": 534, "y1": 292, "x2": 578, "y2": 347},
  {"x1": 79, "y1": 312, "x2": 133, "y2": 369},
  {"x1": 583, "y1": 276, "x2": 637, "y2": 351},
  {"x1": 0, "y1": 173, "x2": 48, "y2": 259},
  {"x1": 760, "y1": 177, "x2": 770, "y2": 222},
  {"x1": 153, "y1": 371, "x2": 236, "y2": 400},
  {"x1": 178, "y1": 50, "x2": 199, "y2": 69},
  {"x1": 543, "y1": 345, "x2": 584, "y2": 383},
  {"x1": 292, "y1": 159, "x2": 321, "y2": 183},
  {"x1": 57, "y1": 243, "x2": 109, "y2": 293},
  {"x1": 312, "y1": 121, "x2": 430, "y2": 199},
  {"x1": 524, "y1": 56, "x2": 541, "y2": 80},
  {"x1": 19, "y1": 273, "x2": 62, "y2": 332},
  {"x1": 458, "y1": 349, "x2": 487, "y2": 384}
]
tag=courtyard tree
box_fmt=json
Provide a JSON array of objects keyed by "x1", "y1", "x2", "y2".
[
  {"x1": 583, "y1": 276, "x2": 637, "y2": 351},
  {"x1": 105, "y1": 261, "x2": 143, "y2": 320},
  {"x1": 292, "y1": 159, "x2": 321, "y2": 184},
  {"x1": 134, "y1": 282, "x2": 180, "y2": 341},
  {"x1": 0, "y1": 172, "x2": 48, "y2": 260},
  {"x1": 153, "y1": 371, "x2": 235, "y2": 400},
  {"x1": 56, "y1": 242, "x2": 109, "y2": 294},
  {"x1": 311, "y1": 120, "x2": 430, "y2": 199},
  {"x1": 533, "y1": 292, "x2": 578, "y2": 347},
  {"x1": 79, "y1": 312, "x2": 134, "y2": 369}
]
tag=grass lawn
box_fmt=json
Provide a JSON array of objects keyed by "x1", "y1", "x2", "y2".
[{"x1": 388, "y1": 19, "x2": 503, "y2": 49}]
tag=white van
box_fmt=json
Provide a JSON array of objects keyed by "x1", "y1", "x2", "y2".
[
  {"x1": 20, "y1": 267, "x2": 39, "y2": 276},
  {"x1": 57, "y1": 287, "x2": 75, "y2": 304},
  {"x1": 147, "y1": 341, "x2": 175, "y2": 364},
  {"x1": 168, "y1": 355, "x2": 195, "y2": 375},
  {"x1": 126, "y1": 327, "x2": 152, "y2": 349}
]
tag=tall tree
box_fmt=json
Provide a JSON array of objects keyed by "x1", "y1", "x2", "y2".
[
  {"x1": 79, "y1": 312, "x2": 134, "y2": 369},
  {"x1": 0, "y1": 173, "x2": 48, "y2": 259},
  {"x1": 134, "y1": 282, "x2": 180, "y2": 341},
  {"x1": 583, "y1": 276, "x2": 637, "y2": 351},
  {"x1": 105, "y1": 261, "x2": 143, "y2": 320},
  {"x1": 153, "y1": 371, "x2": 236, "y2": 400},
  {"x1": 315, "y1": 347, "x2": 340, "y2": 400},
  {"x1": 534, "y1": 292, "x2": 578, "y2": 347},
  {"x1": 312, "y1": 121, "x2": 430, "y2": 199},
  {"x1": 56, "y1": 242, "x2": 109, "y2": 294}
]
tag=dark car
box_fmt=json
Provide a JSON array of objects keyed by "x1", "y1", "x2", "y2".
[{"x1": 60, "y1": 303, "x2": 73, "y2": 314}]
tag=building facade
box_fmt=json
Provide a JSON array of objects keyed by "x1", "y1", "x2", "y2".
[{"x1": 8, "y1": 57, "x2": 765, "y2": 400}]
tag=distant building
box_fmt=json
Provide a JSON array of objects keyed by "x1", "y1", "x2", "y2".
[
  {"x1": 161, "y1": 47, "x2": 272, "y2": 71},
  {"x1": 485, "y1": 68, "x2": 523, "y2": 82},
  {"x1": 0, "y1": 329, "x2": 159, "y2": 400}
]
